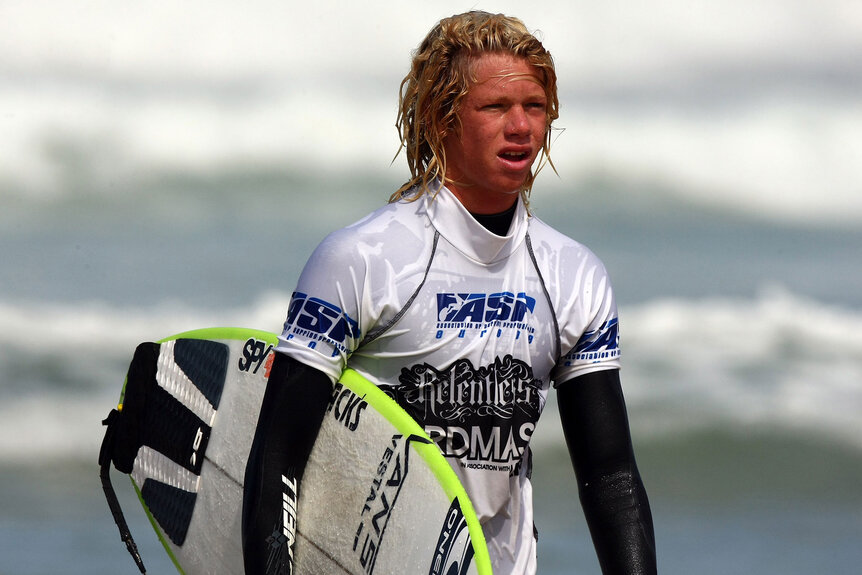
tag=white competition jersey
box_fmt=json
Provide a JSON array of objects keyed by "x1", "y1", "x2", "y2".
[{"x1": 277, "y1": 185, "x2": 620, "y2": 574}]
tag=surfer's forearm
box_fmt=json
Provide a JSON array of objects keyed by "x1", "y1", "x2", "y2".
[
  {"x1": 558, "y1": 370, "x2": 657, "y2": 575},
  {"x1": 577, "y1": 466, "x2": 656, "y2": 575},
  {"x1": 242, "y1": 352, "x2": 333, "y2": 575}
]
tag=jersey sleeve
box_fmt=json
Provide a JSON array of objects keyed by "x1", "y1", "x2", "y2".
[
  {"x1": 275, "y1": 226, "x2": 369, "y2": 382},
  {"x1": 551, "y1": 245, "x2": 621, "y2": 385}
]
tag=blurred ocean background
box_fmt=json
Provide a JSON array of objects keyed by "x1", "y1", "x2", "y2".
[{"x1": 1, "y1": 1, "x2": 861, "y2": 573}]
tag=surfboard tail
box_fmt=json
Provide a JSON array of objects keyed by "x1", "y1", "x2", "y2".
[
  {"x1": 99, "y1": 341, "x2": 173, "y2": 574},
  {"x1": 100, "y1": 337, "x2": 232, "y2": 573}
]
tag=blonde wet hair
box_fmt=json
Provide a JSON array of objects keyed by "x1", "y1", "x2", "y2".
[{"x1": 391, "y1": 11, "x2": 559, "y2": 208}]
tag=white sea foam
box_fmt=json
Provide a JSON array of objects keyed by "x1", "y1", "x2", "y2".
[
  {"x1": 618, "y1": 286, "x2": 862, "y2": 445},
  {"x1": 0, "y1": 292, "x2": 291, "y2": 358},
  {"x1": 1, "y1": 1, "x2": 860, "y2": 225},
  {"x1": 1, "y1": 287, "x2": 860, "y2": 463}
]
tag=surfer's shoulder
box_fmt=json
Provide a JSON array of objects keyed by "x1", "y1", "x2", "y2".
[{"x1": 308, "y1": 201, "x2": 425, "y2": 268}]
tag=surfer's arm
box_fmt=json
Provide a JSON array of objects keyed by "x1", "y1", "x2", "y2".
[
  {"x1": 242, "y1": 351, "x2": 332, "y2": 575},
  {"x1": 557, "y1": 368, "x2": 657, "y2": 575}
]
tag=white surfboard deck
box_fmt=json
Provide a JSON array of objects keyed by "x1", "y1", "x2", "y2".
[{"x1": 113, "y1": 327, "x2": 491, "y2": 575}]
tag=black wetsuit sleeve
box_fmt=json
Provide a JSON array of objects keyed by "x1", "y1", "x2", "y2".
[
  {"x1": 557, "y1": 368, "x2": 657, "y2": 575},
  {"x1": 242, "y1": 351, "x2": 333, "y2": 575}
]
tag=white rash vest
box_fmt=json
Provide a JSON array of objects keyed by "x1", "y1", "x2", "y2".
[{"x1": 276, "y1": 185, "x2": 621, "y2": 574}]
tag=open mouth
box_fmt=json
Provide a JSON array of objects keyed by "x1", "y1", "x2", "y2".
[{"x1": 499, "y1": 151, "x2": 530, "y2": 163}]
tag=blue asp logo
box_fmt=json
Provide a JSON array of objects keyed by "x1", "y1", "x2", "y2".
[
  {"x1": 437, "y1": 292, "x2": 536, "y2": 324},
  {"x1": 569, "y1": 318, "x2": 620, "y2": 363},
  {"x1": 284, "y1": 292, "x2": 360, "y2": 348}
]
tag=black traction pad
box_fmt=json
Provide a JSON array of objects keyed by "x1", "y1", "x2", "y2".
[
  {"x1": 141, "y1": 479, "x2": 198, "y2": 546},
  {"x1": 103, "y1": 338, "x2": 230, "y2": 547}
]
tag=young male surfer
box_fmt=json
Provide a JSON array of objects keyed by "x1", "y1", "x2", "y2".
[{"x1": 243, "y1": 11, "x2": 656, "y2": 574}]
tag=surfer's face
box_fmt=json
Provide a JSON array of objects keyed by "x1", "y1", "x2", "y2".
[{"x1": 442, "y1": 53, "x2": 547, "y2": 214}]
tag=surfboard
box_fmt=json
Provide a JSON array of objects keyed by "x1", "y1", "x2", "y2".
[{"x1": 99, "y1": 327, "x2": 491, "y2": 575}]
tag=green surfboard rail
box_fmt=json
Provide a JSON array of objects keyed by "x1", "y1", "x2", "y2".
[
  {"x1": 340, "y1": 368, "x2": 492, "y2": 575},
  {"x1": 159, "y1": 326, "x2": 278, "y2": 346}
]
